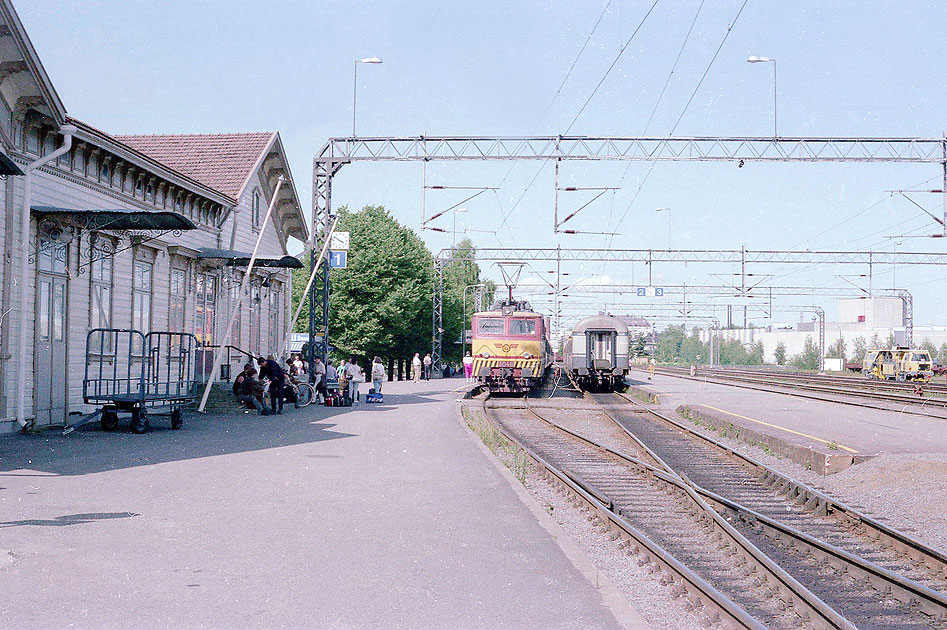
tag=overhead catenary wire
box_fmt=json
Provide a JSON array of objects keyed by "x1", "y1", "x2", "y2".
[{"x1": 608, "y1": 0, "x2": 751, "y2": 239}]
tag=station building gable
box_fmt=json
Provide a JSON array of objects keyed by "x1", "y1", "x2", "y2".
[{"x1": 0, "y1": 0, "x2": 308, "y2": 430}]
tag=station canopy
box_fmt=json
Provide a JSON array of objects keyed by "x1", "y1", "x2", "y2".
[
  {"x1": 197, "y1": 247, "x2": 303, "y2": 269},
  {"x1": 32, "y1": 206, "x2": 196, "y2": 231}
]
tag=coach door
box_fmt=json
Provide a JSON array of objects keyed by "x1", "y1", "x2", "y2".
[{"x1": 34, "y1": 239, "x2": 68, "y2": 426}]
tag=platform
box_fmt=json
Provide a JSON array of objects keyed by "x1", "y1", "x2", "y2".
[
  {"x1": 0, "y1": 378, "x2": 629, "y2": 628},
  {"x1": 627, "y1": 370, "x2": 947, "y2": 469}
]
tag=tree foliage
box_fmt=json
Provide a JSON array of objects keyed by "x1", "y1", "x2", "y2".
[
  {"x1": 791, "y1": 336, "x2": 821, "y2": 370},
  {"x1": 293, "y1": 205, "x2": 434, "y2": 367},
  {"x1": 851, "y1": 337, "x2": 867, "y2": 363},
  {"x1": 440, "y1": 238, "x2": 491, "y2": 365},
  {"x1": 774, "y1": 341, "x2": 787, "y2": 365}
]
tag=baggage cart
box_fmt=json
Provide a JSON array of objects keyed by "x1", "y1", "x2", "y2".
[{"x1": 67, "y1": 328, "x2": 199, "y2": 434}]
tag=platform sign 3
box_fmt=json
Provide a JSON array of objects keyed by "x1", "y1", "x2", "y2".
[{"x1": 329, "y1": 250, "x2": 347, "y2": 269}]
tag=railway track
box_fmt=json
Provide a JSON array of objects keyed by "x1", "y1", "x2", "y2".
[
  {"x1": 478, "y1": 387, "x2": 947, "y2": 629},
  {"x1": 648, "y1": 366, "x2": 947, "y2": 420}
]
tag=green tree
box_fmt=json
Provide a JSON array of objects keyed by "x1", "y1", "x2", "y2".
[
  {"x1": 718, "y1": 338, "x2": 751, "y2": 365},
  {"x1": 920, "y1": 338, "x2": 937, "y2": 361},
  {"x1": 851, "y1": 337, "x2": 867, "y2": 363},
  {"x1": 826, "y1": 337, "x2": 846, "y2": 360},
  {"x1": 749, "y1": 340, "x2": 765, "y2": 365},
  {"x1": 940, "y1": 343, "x2": 947, "y2": 364},
  {"x1": 774, "y1": 341, "x2": 787, "y2": 365},
  {"x1": 886, "y1": 332, "x2": 896, "y2": 349},
  {"x1": 655, "y1": 325, "x2": 685, "y2": 363},
  {"x1": 324, "y1": 205, "x2": 434, "y2": 373},
  {"x1": 870, "y1": 333, "x2": 882, "y2": 349},
  {"x1": 792, "y1": 336, "x2": 820, "y2": 370},
  {"x1": 441, "y1": 239, "x2": 489, "y2": 365}
]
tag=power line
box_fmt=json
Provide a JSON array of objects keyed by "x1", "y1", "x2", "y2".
[
  {"x1": 564, "y1": 0, "x2": 662, "y2": 134},
  {"x1": 609, "y1": 0, "x2": 750, "y2": 238}
]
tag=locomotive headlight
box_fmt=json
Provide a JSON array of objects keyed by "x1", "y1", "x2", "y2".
[
  {"x1": 480, "y1": 350, "x2": 491, "y2": 358},
  {"x1": 521, "y1": 352, "x2": 532, "y2": 359}
]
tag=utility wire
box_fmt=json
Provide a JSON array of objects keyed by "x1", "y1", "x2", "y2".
[
  {"x1": 609, "y1": 0, "x2": 750, "y2": 239},
  {"x1": 491, "y1": 1, "x2": 615, "y2": 237},
  {"x1": 565, "y1": 0, "x2": 662, "y2": 135}
]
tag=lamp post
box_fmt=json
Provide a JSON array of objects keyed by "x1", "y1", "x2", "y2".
[
  {"x1": 747, "y1": 56, "x2": 777, "y2": 137},
  {"x1": 655, "y1": 207, "x2": 671, "y2": 249},
  {"x1": 452, "y1": 207, "x2": 468, "y2": 248},
  {"x1": 353, "y1": 56, "x2": 383, "y2": 136},
  {"x1": 463, "y1": 283, "x2": 488, "y2": 354}
]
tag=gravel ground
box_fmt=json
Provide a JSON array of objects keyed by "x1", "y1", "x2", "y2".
[
  {"x1": 663, "y1": 403, "x2": 947, "y2": 553},
  {"x1": 522, "y1": 469, "x2": 707, "y2": 630}
]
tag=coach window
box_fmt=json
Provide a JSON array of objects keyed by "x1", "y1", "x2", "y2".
[
  {"x1": 510, "y1": 319, "x2": 536, "y2": 335},
  {"x1": 477, "y1": 318, "x2": 505, "y2": 335}
]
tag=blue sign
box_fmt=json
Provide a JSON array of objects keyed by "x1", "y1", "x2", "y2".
[
  {"x1": 637, "y1": 286, "x2": 664, "y2": 297},
  {"x1": 636, "y1": 287, "x2": 646, "y2": 297},
  {"x1": 655, "y1": 287, "x2": 664, "y2": 297},
  {"x1": 329, "y1": 250, "x2": 347, "y2": 269}
]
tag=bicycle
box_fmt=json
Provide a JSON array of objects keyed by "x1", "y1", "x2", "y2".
[{"x1": 292, "y1": 379, "x2": 316, "y2": 407}]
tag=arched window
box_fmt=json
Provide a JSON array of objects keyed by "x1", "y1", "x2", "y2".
[
  {"x1": 174, "y1": 195, "x2": 183, "y2": 212},
  {"x1": 252, "y1": 189, "x2": 261, "y2": 228},
  {"x1": 134, "y1": 178, "x2": 144, "y2": 198},
  {"x1": 145, "y1": 183, "x2": 155, "y2": 203},
  {"x1": 99, "y1": 161, "x2": 110, "y2": 183}
]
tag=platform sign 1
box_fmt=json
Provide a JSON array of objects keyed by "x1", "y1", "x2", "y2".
[
  {"x1": 329, "y1": 250, "x2": 347, "y2": 269},
  {"x1": 330, "y1": 231, "x2": 350, "y2": 250},
  {"x1": 637, "y1": 286, "x2": 664, "y2": 297}
]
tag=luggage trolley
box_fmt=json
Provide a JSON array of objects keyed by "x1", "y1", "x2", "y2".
[{"x1": 75, "y1": 328, "x2": 199, "y2": 434}]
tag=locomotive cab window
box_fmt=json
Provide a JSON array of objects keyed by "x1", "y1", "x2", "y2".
[
  {"x1": 509, "y1": 318, "x2": 536, "y2": 335},
  {"x1": 477, "y1": 318, "x2": 506, "y2": 335}
]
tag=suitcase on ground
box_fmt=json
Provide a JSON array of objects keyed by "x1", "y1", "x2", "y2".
[{"x1": 366, "y1": 392, "x2": 383, "y2": 403}]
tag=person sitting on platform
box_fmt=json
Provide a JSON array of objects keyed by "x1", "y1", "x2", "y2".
[{"x1": 238, "y1": 373, "x2": 270, "y2": 415}]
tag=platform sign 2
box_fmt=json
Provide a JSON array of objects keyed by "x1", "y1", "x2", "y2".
[{"x1": 329, "y1": 251, "x2": 347, "y2": 269}]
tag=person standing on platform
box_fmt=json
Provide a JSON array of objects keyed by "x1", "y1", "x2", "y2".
[
  {"x1": 344, "y1": 357, "x2": 362, "y2": 403},
  {"x1": 423, "y1": 353, "x2": 432, "y2": 380},
  {"x1": 312, "y1": 356, "x2": 327, "y2": 403},
  {"x1": 463, "y1": 352, "x2": 474, "y2": 382},
  {"x1": 257, "y1": 355, "x2": 286, "y2": 414},
  {"x1": 412, "y1": 353, "x2": 422, "y2": 383},
  {"x1": 371, "y1": 356, "x2": 386, "y2": 394}
]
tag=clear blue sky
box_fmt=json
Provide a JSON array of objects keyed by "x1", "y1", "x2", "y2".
[{"x1": 18, "y1": 1, "x2": 947, "y2": 328}]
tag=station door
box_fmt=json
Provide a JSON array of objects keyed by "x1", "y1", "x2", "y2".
[{"x1": 34, "y1": 239, "x2": 68, "y2": 425}]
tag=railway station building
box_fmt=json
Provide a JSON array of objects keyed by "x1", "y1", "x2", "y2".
[{"x1": 0, "y1": 0, "x2": 308, "y2": 431}]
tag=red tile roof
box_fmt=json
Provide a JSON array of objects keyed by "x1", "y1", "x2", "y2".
[{"x1": 112, "y1": 132, "x2": 275, "y2": 200}]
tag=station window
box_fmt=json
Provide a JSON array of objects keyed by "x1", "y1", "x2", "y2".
[
  {"x1": 169, "y1": 268, "x2": 186, "y2": 335},
  {"x1": 90, "y1": 247, "x2": 114, "y2": 353},
  {"x1": 145, "y1": 183, "x2": 155, "y2": 203},
  {"x1": 195, "y1": 272, "x2": 217, "y2": 345},
  {"x1": 510, "y1": 319, "x2": 536, "y2": 335},
  {"x1": 252, "y1": 189, "x2": 261, "y2": 228},
  {"x1": 477, "y1": 318, "x2": 505, "y2": 335},
  {"x1": 99, "y1": 161, "x2": 110, "y2": 183},
  {"x1": 135, "y1": 178, "x2": 144, "y2": 198},
  {"x1": 132, "y1": 261, "x2": 153, "y2": 352}
]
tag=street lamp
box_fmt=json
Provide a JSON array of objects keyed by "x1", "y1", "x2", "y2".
[
  {"x1": 655, "y1": 207, "x2": 671, "y2": 250},
  {"x1": 747, "y1": 55, "x2": 777, "y2": 137},
  {"x1": 452, "y1": 207, "x2": 468, "y2": 248},
  {"x1": 353, "y1": 56, "x2": 383, "y2": 136}
]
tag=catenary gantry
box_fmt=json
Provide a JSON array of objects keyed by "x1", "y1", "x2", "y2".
[{"x1": 309, "y1": 134, "x2": 947, "y2": 373}]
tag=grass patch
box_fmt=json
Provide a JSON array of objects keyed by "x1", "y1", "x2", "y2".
[
  {"x1": 827, "y1": 441, "x2": 840, "y2": 451},
  {"x1": 462, "y1": 406, "x2": 532, "y2": 484},
  {"x1": 627, "y1": 388, "x2": 658, "y2": 405}
]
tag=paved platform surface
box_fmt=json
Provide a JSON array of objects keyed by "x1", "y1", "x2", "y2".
[
  {"x1": 0, "y1": 378, "x2": 625, "y2": 629},
  {"x1": 630, "y1": 371, "x2": 947, "y2": 456}
]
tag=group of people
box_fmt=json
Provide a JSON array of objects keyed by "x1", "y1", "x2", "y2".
[
  {"x1": 232, "y1": 355, "x2": 302, "y2": 416},
  {"x1": 234, "y1": 355, "x2": 388, "y2": 413},
  {"x1": 411, "y1": 353, "x2": 433, "y2": 382}
]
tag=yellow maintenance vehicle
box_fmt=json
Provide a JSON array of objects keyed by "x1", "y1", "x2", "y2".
[{"x1": 862, "y1": 347, "x2": 933, "y2": 381}]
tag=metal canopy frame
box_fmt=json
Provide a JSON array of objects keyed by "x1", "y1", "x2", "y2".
[{"x1": 311, "y1": 134, "x2": 947, "y2": 371}]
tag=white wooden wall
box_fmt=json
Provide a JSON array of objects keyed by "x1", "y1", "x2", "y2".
[{"x1": 0, "y1": 158, "x2": 295, "y2": 431}]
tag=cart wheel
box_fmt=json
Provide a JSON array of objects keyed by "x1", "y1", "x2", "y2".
[
  {"x1": 132, "y1": 409, "x2": 148, "y2": 434},
  {"x1": 170, "y1": 408, "x2": 183, "y2": 430},
  {"x1": 101, "y1": 410, "x2": 119, "y2": 432}
]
